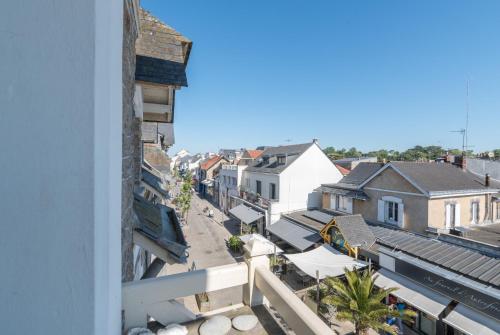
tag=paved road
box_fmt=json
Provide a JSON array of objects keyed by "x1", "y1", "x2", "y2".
[{"x1": 161, "y1": 182, "x2": 243, "y2": 311}]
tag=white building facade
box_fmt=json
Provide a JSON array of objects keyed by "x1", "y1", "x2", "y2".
[{"x1": 240, "y1": 141, "x2": 343, "y2": 226}]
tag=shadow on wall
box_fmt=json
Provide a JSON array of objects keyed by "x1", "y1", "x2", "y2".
[{"x1": 307, "y1": 191, "x2": 322, "y2": 209}]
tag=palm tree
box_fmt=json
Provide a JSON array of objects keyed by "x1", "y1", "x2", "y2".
[{"x1": 321, "y1": 268, "x2": 416, "y2": 335}]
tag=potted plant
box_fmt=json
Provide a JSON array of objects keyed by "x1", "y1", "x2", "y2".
[{"x1": 227, "y1": 235, "x2": 243, "y2": 253}]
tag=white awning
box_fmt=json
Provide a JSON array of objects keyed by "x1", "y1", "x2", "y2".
[
  {"x1": 240, "y1": 234, "x2": 283, "y2": 254},
  {"x1": 201, "y1": 179, "x2": 214, "y2": 186},
  {"x1": 284, "y1": 244, "x2": 366, "y2": 279},
  {"x1": 374, "y1": 269, "x2": 452, "y2": 319},
  {"x1": 229, "y1": 204, "x2": 264, "y2": 224},
  {"x1": 443, "y1": 304, "x2": 500, "y2": 335}
]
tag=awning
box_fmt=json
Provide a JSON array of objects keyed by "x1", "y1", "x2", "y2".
[
  {"x1": 284, "y1": 244, "x2": 366, "y2": 279},
  {"x1": 229, "y1": 204, "x2": 264, "y2": 224},
  {"x1": 266, "y1": 219, "x2": 322, "y2": 251},
  {"x1": 374, "y1": 269, "x2": 452, "y2": 319},
  {"x1": 443, "y1": 304, "x2": 500, "y2": 335},
  {"x1": 201, "y1": 179, "x2": 214, "y2": 186},
  {"x1": 240, "y1": 234, "x2": 283, "y2": 254}
]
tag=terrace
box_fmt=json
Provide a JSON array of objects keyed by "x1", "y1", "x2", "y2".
[{"x1": 123, "y1": 240, "x2": 334, "y2": 335}]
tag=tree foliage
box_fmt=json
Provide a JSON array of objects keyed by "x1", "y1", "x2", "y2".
[
  {"x1": 321, "y1": 268, "x2": 416, "y2": 335},
  {"x1": 324, "y1": 145, "x2": 475, "y2": 162},
  {"x1": 175, "y1": 170, "x2": 194, "y2": 223}
]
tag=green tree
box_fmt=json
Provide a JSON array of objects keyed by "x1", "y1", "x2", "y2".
[
  {"x1": 321, "y1": 268, "x2": 416, "y2": 335},
  {"x1": 494, "y1": 149, "x2": 500, "y2": 159}
]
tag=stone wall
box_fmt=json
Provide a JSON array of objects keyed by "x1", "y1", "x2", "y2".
[{"x1": 122, "y1": 3, "x2": 141, "y2": 282}]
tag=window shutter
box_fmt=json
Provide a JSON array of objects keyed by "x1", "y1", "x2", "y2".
[
  {"x1": 377, "y1": 200, "x2": 385, "y2": 222},
  {"x1": 445, "y1": 204, "x2": 451, "y2": 228},
  {"x1": 398, "y1": 203, "x2": 405, "y2": 227},
  {"x1": 455, "y1": 204, "x2": 461, "y2": 227}
]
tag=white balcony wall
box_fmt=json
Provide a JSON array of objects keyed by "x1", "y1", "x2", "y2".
[{"x1": 0, "y1": 1, "x2": 123, "y2": 334}]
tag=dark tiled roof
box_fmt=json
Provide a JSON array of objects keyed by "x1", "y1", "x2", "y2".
[
  {"x1": 390, "y1": 162, "x2": 499, "y2": 195},
  {"x1": 369, "y1": 225, "x2": 500, "y2": 287},
  {"x1": 133, "y1": 194, "x2": 188, "y2": 262},
  {"x1": 323, "y1": 162, "x2": 383, "y2": 190},
  {"x1": 335, "y1": 214, "x2": 376, "y2": 248},
  {"x1": 136, "y1": 55, "x2": 188, "y2": 86},
  {"x1": 283, "y1": 210, "x2": 330, "y2": 232},
  {"x1": 136, "y1": 9, "x2": 191, "y2": 64},
  {"x1": 141, "y1": 166, "x2": 168, "y2": 196},
  {"x1": 245, "y1": 143, "x2": 313, "y2": 174}
]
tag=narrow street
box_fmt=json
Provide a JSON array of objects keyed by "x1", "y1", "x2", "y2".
[{"x1": 160, "y1": 181, "x2": 243, "y2": 312}]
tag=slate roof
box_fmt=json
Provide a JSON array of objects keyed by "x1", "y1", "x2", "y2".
[
  {"x1": 245, "y1": 143, "x2": 314, "y2": 174},
  {"x1": 334, "y1": 214, "x2": 376, "y2": 248},
  {"x1": 283, "y1": 210, "x2": 331, "y2": 232},
  {"x1": 141, "y1": 166, "x2": 168, "y2": 196},
  {"x1": 369, "y1": 225, "x2": 500, "y2": 287},
  {"x1": 136, "y1": 55, "x2": 188, "y2": 86},
  {"x1": 136, "y1": 9, "x2": 191, "y2": 64},
  {"x1": 322, "y1": 162, "x2": 383, "y2": 190},
  {"x1": 133, "y1": 194, "x2": 188, "y2": 262},
  {"x1": 389, "y1": 162, "x2": 500, "y2": 195},
  {"x1": 135, "y1": 9, "x2": 191, "y2": 86}
]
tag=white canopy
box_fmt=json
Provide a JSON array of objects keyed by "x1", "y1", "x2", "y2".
[
  {"x1": 239, "y1": 234, "x2": 283, "y2": 254},
  {"x1": 284, "y1": 244, "x2": 366, "y2": 279}
]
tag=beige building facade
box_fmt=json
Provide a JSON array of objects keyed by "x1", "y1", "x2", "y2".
[{"x1": 322, "y1": 162, "x2": 500, "y2": 234}]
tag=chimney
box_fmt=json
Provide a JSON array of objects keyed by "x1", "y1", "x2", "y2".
[
  {"x1": 312, "y1": 138, "x2": 319, "y2": 144},
  {"x1": 461, "y1": 153, "x2": 467, "y2": 171},
  {"x1": 485, "y1": 173, "x2": 490, "y2": 187}
]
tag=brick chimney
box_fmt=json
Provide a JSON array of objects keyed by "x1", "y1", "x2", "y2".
[
  {"x1": 461, "y1": 153, "x2": 467, "y2": 170},
  {"x1": 485, "y1": 173, "x2": 490, "y2": 187}
]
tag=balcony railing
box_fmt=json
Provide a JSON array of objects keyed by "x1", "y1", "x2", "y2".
[
  {"x1": 122, "y1": 241, "x2": 334, "y2": 335},
  {"x1": 221, "y1": 164, "x2": 238, "y2": 170}
]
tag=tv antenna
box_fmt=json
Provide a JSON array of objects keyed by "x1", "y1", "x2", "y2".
[{"x1": 450, "y1": 79, "x2": 472, "y2": 154}]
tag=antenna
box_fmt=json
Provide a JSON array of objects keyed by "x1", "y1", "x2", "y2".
[
  {"x1": 450, "y1": 79, "x2": 472, "y2": 154},
  {"x1": 465, "y1": 78, "x2": 470, "y2": 154}
]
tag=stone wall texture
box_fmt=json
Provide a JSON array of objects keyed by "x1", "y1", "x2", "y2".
[{"x1": 122, "y1": 4, "x2": 141, "y2": 282}]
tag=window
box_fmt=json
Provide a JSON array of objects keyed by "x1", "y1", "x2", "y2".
[
  {"x1": 378, "y1": 197, "x2": 403, "y2": 226},
  {"x1": 232, "y1": 177, "x2": 237, "y2": 186},
  {"x1": 246, "y1": 178, "x2": 250, "y2": 188},
  {"x1": 277, "y1": 156, "x2": 286, "y2": 165},
  {"x1": 256, "y1": 180, "x2": 262, "y2": 195},
  {"x1": 386, "y1": 201, "x2": 399, "y2": 223},
  {"x1": 497, "y1": 202, "x2": 500, "y2": 220},
  {"x1": 332, "y1": 195, "x2": 352, "y2": 213},
  {"x1": 269, "y1": 183, "x2": 276, "y2": 200},
  {"x1": 445, "y1": 203, "x2": 460, "y2": 228},
  {"x1": 471, "y1": 201, "x2": 480, "y2": 223}
]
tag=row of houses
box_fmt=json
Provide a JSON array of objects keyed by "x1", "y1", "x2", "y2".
[{"x1": 188, "y1": 140, "x2": 500, "y2": 335}]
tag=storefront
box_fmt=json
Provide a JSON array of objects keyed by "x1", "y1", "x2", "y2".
[
  {"x1": 374, "y1": 268, "x2": 451, "y2": 335},
  {"x1": 376, "y1": 248, "x2": 500, "y2": 335}
]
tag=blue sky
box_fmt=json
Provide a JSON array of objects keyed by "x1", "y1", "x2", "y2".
[{"x1": 142, "y1": 0, "x2": 500, "y2": 154}]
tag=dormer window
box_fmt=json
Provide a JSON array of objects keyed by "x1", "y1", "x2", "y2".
[
  {"x1": 277, "y1": 155, "x2": 286, "y2": 165},
  {"x1": 262, "y1": 157, "x2": 270, "y2": 164}
]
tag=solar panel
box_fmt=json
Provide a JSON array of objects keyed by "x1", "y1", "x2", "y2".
[{"x1": 303, "y1": 210, "x2": 334, "y2": 224}]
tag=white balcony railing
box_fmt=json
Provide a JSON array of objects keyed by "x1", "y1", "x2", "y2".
[{"x1": 122, "y1": 240, "x2": 334, "y2": 335}]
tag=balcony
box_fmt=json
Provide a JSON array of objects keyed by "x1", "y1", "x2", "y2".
[
  {"x1": 221, "y1": 164, "x2": 238, "y2": 171},
  {"x1": 122, "y1": 240, "x2": 334, "y2": 335}
]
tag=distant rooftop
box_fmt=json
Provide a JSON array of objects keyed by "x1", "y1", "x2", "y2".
[{"x1": 245, "y1": 142, "x2": 314, "y2": 174}]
